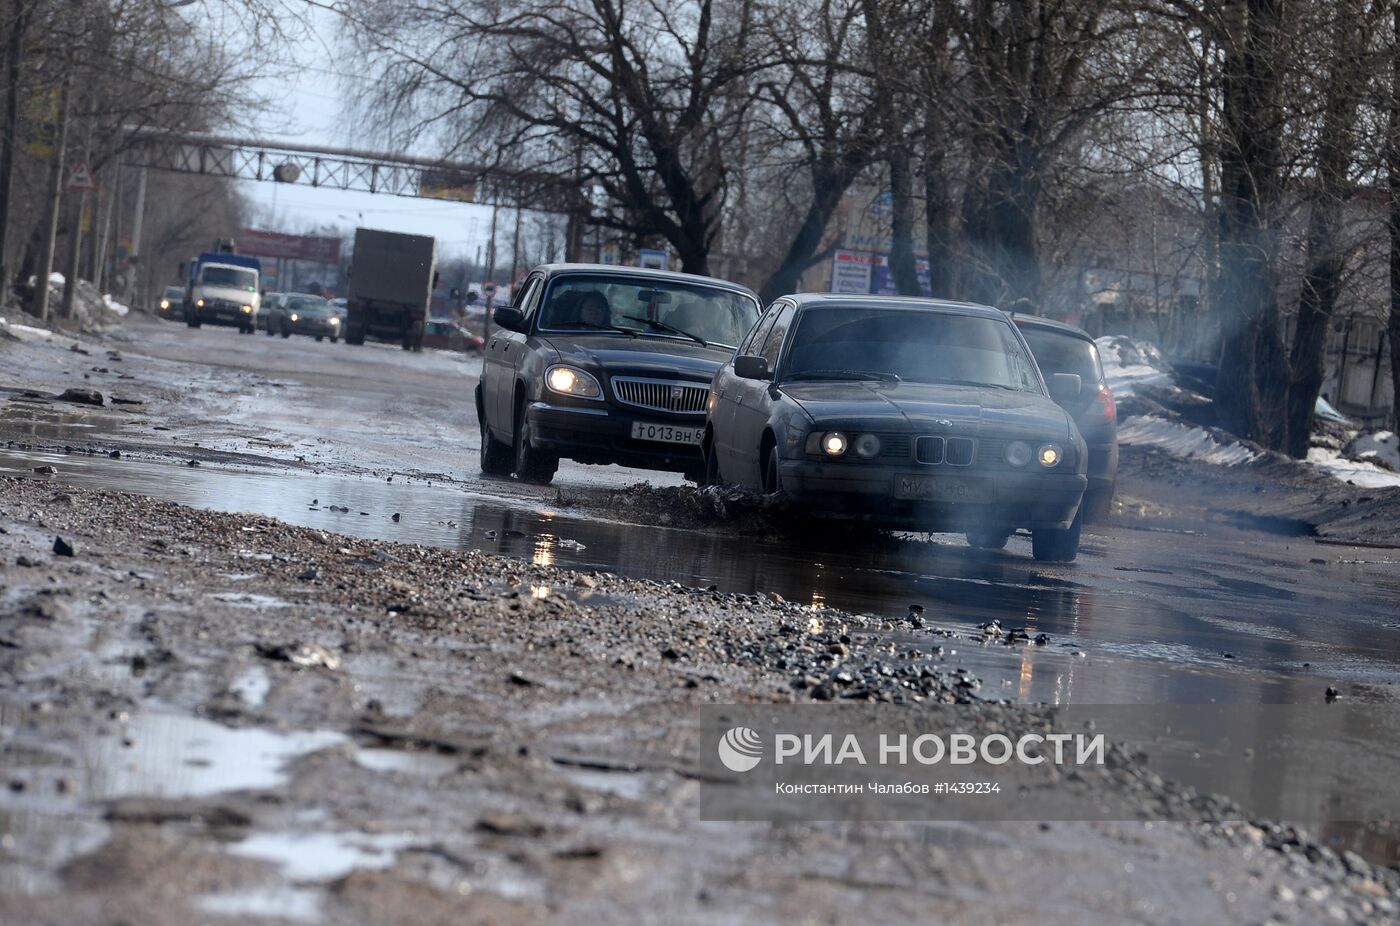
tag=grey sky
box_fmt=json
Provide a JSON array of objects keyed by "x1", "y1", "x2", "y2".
[{"x1": 237, "y1": 3, "x2": 501, "y2": 260}]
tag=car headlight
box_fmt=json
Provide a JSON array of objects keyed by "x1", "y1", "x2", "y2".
[
  {"x1": 1037, "y1": 442, "x2": 1063, "y2": 467},
  {"x1": 290, "y1": 313, "x2": 299, "y2": 321},
  {"x1": 821, "y1": 431, "x2": 848, "y2": 457},
  {"x1": 545, "y1": 365, "x2": 602, "y2": 399},
  {"x1": 241, "y1": 304, "x2": 253, "y2": 313},
  {"x1": 195, "y1": 299, "x2": 204, "y2": 307},
  {"x1": 1005, "y1": 440, "x2": 1032, "y2": 467},
  {"x1": 853, "y1": 433, "x2": 881, "y2": 459},
  {"x1": 159, "y1": 299, "x2": 169, "y2": 309},
  {"x1": 329, "y1": 317, "x2": 340, "y2": 325}
]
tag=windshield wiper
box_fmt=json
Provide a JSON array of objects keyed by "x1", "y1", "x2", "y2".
[
  {"x1": 552, "y1": 320, "x2": 637, "y2": 338},
  {"x1": 785, "y1": 369, "x2": 902, "y2": 385},
  {"x1": 617, "y1": 314, "x2": 708, "y2": 347}
]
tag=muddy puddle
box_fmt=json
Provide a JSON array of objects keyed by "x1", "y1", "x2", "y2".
[{"x1": 4, "y1": 448, "x2": 1399, "y2": 706}]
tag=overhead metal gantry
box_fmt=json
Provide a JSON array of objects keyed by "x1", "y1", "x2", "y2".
[{"x1": 121, "y1": 129, "x2": 577, "y2": 210}]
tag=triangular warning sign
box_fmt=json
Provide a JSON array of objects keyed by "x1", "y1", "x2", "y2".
[{"x1": 65, "y1": 160, "x2": 96, "y2": 191}]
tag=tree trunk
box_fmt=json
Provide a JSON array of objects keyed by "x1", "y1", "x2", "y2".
[
  {"x1": 759, "y1": 163, "x2": 856, "y2": 303},
  {"x1": 1284, "y1": 0, "x2": 1361, "y2": 458},
  {"x1": 1212, "y1": 0, "x2": 1286, "y2": 447},
  {"x1": 1390, "y1": 7, "x2": 1400, "y2": 431},
  {"x1": 923, "y1": 115, "x2": 957, "y2": 300},
  {"x1": 0, "y1": 0, "x2": 26, "y2": 291}
]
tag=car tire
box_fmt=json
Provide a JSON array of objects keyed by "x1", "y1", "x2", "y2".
[
  {"x1": 479, "y1": 411, "x2": 513, "y2": 476},
  {"x1": 281, "y1": 329, "x2": 291, "y2": 338},
  {"x1": 513, "y1": 412, "x2": 558, "y2": 485},
  {"x1": 966, "y1": 529, "x2": 1011, "y2": 550},
  {"x1": 762, "y1": 445, "x2": 783, "y2": 496},
  {"x1": 701, "y1": 435, "x2": 723, "y2": 487},
  {"x1": 330, "y1": 336, "x2": 338, "y2": 344},
  {"x1": 1031, "y1": 509, "x2": 1082, "y2": 563},
  {"x1": 315, "y1": 335, "x2": 323, "y2": 342},
  {"x1": 266, "y1": 326, "x2": 274, "y2": 336},
  {"x1": 1082, "y1": 481, "x2": 1116, "y2": 523}
]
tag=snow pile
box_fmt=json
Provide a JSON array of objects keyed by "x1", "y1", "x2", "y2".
[
  {"x1": 1343, "y1": 431, "x2": 1399, "y2": 473},
  {"x1": 1095, "y1": 335, "x2": 1171, "y2": 397},
  {"x1": 102, "y1": 294, "x2": 129, "y2": 317},
  {"x1": 1306, "y1": 446, "x2": 1400, "y2": 489},
  {"x1": 1117, "y1": 416, "x2": 1259, "y2": 466}
]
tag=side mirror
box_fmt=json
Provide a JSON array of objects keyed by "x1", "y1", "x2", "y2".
[
  {"x1": 734, "y1": 354, "x2": 772, "y2": 381},
  {"x1": 493, "y1": 305, "x2": 526, "y2": 332},
  {"x1": 1049, "y1": 373, "x2": 1082, "y2": 403}
]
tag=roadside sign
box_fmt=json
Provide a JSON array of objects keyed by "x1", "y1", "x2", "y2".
[
  {"x1": 66, "y1": 160, "x2": 97, "y2": 191},
  {"x1": 830, "y1": 249, "x2": 874, "y2": 293}
]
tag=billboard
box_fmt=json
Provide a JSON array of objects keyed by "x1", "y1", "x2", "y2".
[
  {"x1": 238, "y1": 230, "x2": 342, "y2": 264},
  {"x1": 830, "y1": 249, "x2": 874, "y2": 293},
  {"x1": 420, "y1": 170, "x2": 477, "y2": 202}
]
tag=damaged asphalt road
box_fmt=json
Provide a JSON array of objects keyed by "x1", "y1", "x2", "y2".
[{"x1": 2, "y1": 315, "x2": 1400, "y2": 923}]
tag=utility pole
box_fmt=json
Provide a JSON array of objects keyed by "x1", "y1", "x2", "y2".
[
  {"x1": 34, "y1": 74, "x2": 72, "y2": 323},
  {"x1": 510, "y1": 199, "x2": 522, "y2": 287},
  {"x1": 60, "y1": 184, "x2": 85, "y2": 318},
  {"x1": 127, "y1": 164, "x2": 146, "y2": 306}
]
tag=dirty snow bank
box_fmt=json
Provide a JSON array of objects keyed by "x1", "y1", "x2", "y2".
[
  {"x1": 1095, "y1": 336, "x2": 1171, "y2": 397},
  {"x1": 1116, "y1": 416, "x2": 1259, "y2": 466},
  {"x1": 1099, "y1": 335, "x2": 1400, "y2": 489}
]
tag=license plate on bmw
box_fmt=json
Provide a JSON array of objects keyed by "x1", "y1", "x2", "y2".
[
  {"x1": 631, "y1": 422, "x2": 703, "y2": 445},
  {"x1": 894, "y1": 474, "x2": 989, "y2": 502}
]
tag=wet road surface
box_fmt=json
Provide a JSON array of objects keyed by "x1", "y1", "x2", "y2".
[
  {"x1": 4, "y1": 435, "x2": 1398, "y2": 707},
  {"x1": 4, "y1": 316, "x2": 1400, "y2": 707}
]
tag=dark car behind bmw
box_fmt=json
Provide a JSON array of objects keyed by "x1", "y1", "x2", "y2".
[
  {"x1": 477, "y1": 264, "x2": 760, "y2": 485},
  {"x1": 1011, "y1": 314, "x2": 1117, "y2": 521}
]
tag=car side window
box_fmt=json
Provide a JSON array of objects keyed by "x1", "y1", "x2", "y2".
[
  {"x1": 759, "y1": 305, "x2": 794, "y2": 367},
  {"x1": 516, "y1": 276, "x2": 544, "y2": 319},
  {"x1": 741, "y1": 303, "x2": 783, "y2": 356}
]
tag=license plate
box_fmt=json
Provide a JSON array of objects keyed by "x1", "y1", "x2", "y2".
[
  {"x1": 630, "y1": 422, "x2": 703, "y2": 445},
  {"x1": 893, "y1": 474, "x2": 989, "y2": 502}
]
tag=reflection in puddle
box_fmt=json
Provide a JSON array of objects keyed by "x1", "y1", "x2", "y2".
[
  {"x1": 228, "y1": 830, "x2": 411, "y2": 880},
  {"x1": 198, "y1": 885, "x2": 323, "y2": 922}
]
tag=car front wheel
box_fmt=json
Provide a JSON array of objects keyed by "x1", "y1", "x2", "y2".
[
  {"x1": 479, "y1": 415, "x2": 513, "y2": 476},
  {"x1": 701, "y1": 435, "x2": 722, "y2": 487},
  {"x1": 762, "y1": 445, "x2": 783, "y2": 496},
  {"x1": 513, "y1": 412, "x2": 558, "y2": 485},
  {"x1": 1031, "y1": 509, "x2": 1082, "y2": 563}
]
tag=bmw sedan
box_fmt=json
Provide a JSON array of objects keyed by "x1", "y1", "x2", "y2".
[
  {"x1": 478, "y1": 264, "x2": 761, "y2": 485},
  {"x1": 703, "y1": 294, "x2": 1090, "y2": 562}
]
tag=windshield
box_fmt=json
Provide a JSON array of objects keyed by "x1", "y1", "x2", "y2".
[
  {"x1": 287, "y1": 296, "x2": 329, "y2": 314},
  {"x1": 163, "y1": 287, "x2": 183, "y2": 299},
  {"x1": 783, "y1": 307, "x2": 1043, "y2": 392},
  {"x1": 1018, "y1": 327, "x2": 1102, "y2": 384},
  {"x1": 200, "y1": 266, "x2": 257, "y2": 291},
  {"x1": 538, "y1": 274, "x2": 759, "y2": 348}
]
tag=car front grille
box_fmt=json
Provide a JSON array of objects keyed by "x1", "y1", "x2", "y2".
[
  {"x1": 915, "y1": 435, "x2": 974, "y2": 466},
  {"x1": 611, "y1": 377, "x2": 708, "y2": 415}
]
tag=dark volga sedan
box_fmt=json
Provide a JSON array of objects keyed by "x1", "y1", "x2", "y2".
[
  {"x1": 478, "y1": 264, "x2": 761, "y2": 484},
  {"x1": 704, "y1": 295, "x2": 1089, "y2": 561}
]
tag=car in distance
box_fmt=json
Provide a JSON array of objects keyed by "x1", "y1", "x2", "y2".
[
  {"x1": 156, "y1": 286, "x2": 184, "y2": 319},
  {"x1": 284, "y1": 295, "x2": 342, "y2": 342},
  {"x1": 703, "y1": 294, "x2": 1089, "y2": 562},
  {"x1": 478, "y1": 263, "x2": 761, "y2": 485},
  {"x1": 1011, "y1": 314, "x2": 1117, "y2": 522}
]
